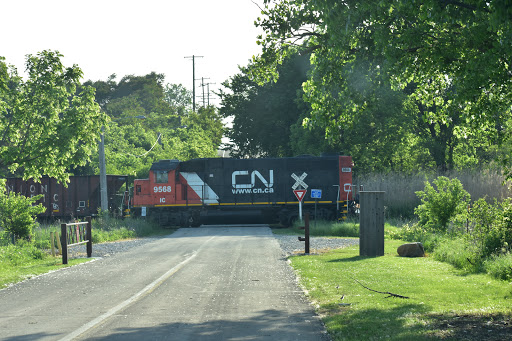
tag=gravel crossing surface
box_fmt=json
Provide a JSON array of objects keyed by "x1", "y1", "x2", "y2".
[{"x1": 67, "y1": 228, "x2": 359, "y2": 258}]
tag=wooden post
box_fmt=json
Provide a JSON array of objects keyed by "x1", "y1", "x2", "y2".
[
  {"x1": 305, "y1": 212, "x2": 310, "y2": 254},
  {"x1": 359, "y1": 191, "x2": 385, "y2": 257},
  {"x1": 61, "y1": 223, "x2": 68, "y2": 265},
  {"x1": 50, "y1": 231, "x2": 56, "y2": 256},
  {"x1": 86, "y1": 216, "x2": 92, "y2": 258},
  {"x1": 56, "y1": 232, "x2": 62, "y2": 255}
]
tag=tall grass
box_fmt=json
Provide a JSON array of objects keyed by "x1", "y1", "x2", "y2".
[{"x1": 354, "y1": 167, "x2": 512, "y2": 219}]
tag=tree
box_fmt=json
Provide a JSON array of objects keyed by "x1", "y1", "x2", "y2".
[
  {"x1": 164, "y1": 83, "x2": 192, "y2": 116},
  {"x1": 252, "y1": 0, "x2": 512, "y2": 171},
  {"x1": 219, "y1": 53, "x2": 319, "y2": 157},
  {"x1": 85, "y1": 73, "x2": 224, "y2": 177},
  {"x1": 0, "y1": 51, "x2": 107, "y2": 183}
]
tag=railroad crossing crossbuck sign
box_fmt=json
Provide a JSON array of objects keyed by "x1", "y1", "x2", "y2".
[{"x1": 291, "y1": 172, "x2": 308, "y2": 190}]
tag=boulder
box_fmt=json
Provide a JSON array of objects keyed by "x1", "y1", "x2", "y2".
[{"x1": 397, "y1": 242, "x2": 425, "y2": 257}]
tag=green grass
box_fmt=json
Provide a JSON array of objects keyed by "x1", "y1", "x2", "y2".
[
  {"x1": 0, "y1": 243, "x2": 90, "y2": 289},
  {"x1": 1, "y1": 217, "x2": 173, "y2": 289},
  {"x1": 288, "y1": 239, "x2": 512, "y2": 340}
]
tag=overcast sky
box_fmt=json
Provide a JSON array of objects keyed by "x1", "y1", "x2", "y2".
[{"x1": 1, "y1": 0, "x2": 264, "y2": 105}]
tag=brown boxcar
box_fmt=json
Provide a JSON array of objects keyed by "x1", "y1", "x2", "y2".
[{"x1": 5, "y1": 175, "x2": 128, "y2": 218}]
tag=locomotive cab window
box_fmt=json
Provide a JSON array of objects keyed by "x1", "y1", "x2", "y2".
[{"x1": 155, "y1": 171, "x2": 168, "y2": 183}]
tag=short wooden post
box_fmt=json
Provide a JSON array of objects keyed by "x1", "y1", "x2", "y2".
[
  {"x1": 304, "y1": 212, "x2": 310, "y2": 254},
  {"x1": 61, "y1": 223, "x2": 68, "y2": 265},
  {"x1": 56, "y1": 232, "x2": 62, "y2": 255},
  {"x1": 50, "y1": 232, "x2": 56, "y2": 256},
  {"x1": 86, "y1": 216, "x2": 92, "y2": 258},
  {"x1": 359, "y1": 191, "x2": 385, "y2": 257}
]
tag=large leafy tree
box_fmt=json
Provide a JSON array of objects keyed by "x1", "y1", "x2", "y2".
[
  {"x1": 0, "y1": 51, "x2": 106, "y2": 183},
  {"x1": 219, "y1": 53, "x2": 331, "y2": 157},
  {"x1": 252, "y1": 0, "x2": 511, "y2": 171}
]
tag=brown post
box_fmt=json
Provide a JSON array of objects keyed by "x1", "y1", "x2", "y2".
[
  {"x1": 56, "y1": 232, "x2": 62, "y2": 255},
  {"x1": 305, "y1": 212, "x2": 310, "y2": 254},
  {"x1": 50, "y1": 231, "x2": 56, "y2": 256},
  {"x1": 86, "y1": 216, "x2": 92, "y2": 258},
  {"x1": 61, "y1": 223, "x2": 68, "y2": 265},
  {"x1": 359, "y1": 191, "x2": 385, "y2": 257}
]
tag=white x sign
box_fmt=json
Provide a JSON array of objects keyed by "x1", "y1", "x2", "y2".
[{"x1": 291, "y1": 172, "x2": 308, "y2": 190}]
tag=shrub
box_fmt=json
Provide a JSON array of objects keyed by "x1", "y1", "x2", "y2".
[
  {"x1": 388, "y1": 222, "x2": 441, "y2": 253},
  {"x1": 466, "y1": 198, "x2": 512, "y2": 258},
  {"x1": 0, "y1": 179, "x2": 46, "y2": 241},
  {"x1": 484, "y1": 252, "x2": 512, "y2": 281},
  {"x1": 415, "y1": 176, "x2": 471, "y2": 233},
  {"x1": 433, "y1": 235, "x2": 483, "y2": 272}
]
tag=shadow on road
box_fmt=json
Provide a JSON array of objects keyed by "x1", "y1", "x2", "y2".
[{"x1": 82, "y1": 309, "x2": 327, "y2": 341}]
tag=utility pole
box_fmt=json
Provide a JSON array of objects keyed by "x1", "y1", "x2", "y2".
[
  {"x1": 199, "y1": 77, "x2": 210, "y2": 107},
  {"x1": 184, "y1": 55, "x2": 203, "y2": 112},
  {"x1": 99, "y1": 127, "x2": 108, "y2": 214},
  {"x1": 206, "y1": 82, "x2": 216, "y2": 106}
]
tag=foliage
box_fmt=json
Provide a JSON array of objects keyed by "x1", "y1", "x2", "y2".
[
  {"x1": 251, "y1": 0, "x2": 512, "y2": 173},
  {"x1": 432, "y1": 235, "x2": 483, "y2": 272},
  {"x1": 164, "y1": 83, "x2": 192, "y2": 116},
  {"x1": 394, "y1": 179, "x2": 512, "y2": 280},
  {"x1": 84, "y1": 74, "x2": 224, "y2": 177},
  {"x1": 219, "y1": 52, "x2": 328, "y2": 157},
  {"x1": 484, "y1": 252, "x2": 512, "y2": 281},
  {"x1": 414, "y1": 176, "x2": 470, "y2": 232},
  {"x1": 0, "y1": 241, "x2": 45, "y2": 266},
  {"x1": 0, "y1": 180, "x2": 45, "y2": 241},
  {"x1": 0, "y1": 51, "x2": 107, "y2": 182}
]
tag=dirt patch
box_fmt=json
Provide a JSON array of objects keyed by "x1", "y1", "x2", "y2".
[{"x1": 428, "y1": 313, "x2": 512, "y2": 340}]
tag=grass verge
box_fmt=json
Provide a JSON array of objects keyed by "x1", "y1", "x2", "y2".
[
  {"x1": 1, "y1": 218, "x2": 173, "y2": 289},
  {"x1": 289, "y1": 239, "x2": 512, "y2": 340},
  {"x1": 0, "y1": 248, "x2": 90, "y2": 289}
]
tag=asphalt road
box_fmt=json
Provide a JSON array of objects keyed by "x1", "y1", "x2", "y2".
[{"x1": 0, "y1": 226, "x2": 329, "y2": 340}]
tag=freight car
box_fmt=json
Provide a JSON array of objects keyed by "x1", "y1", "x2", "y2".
[
  {"x1": 132, "y1": 154, "x2": 353, "y2": 226},
  {"x1": 6, "y1": 175, "x2": 128, "y2": 219}
]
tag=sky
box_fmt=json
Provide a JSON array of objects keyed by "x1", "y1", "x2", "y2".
[{"x1": 1, "y1": 0, "x2": 264, "y2": 106}]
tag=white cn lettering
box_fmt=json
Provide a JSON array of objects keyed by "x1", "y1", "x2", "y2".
[
  {"x1": 232, "y1": 170, "x2": 274, "y2": 189},
  {"x1": 232, "y1": 171, "x2": 251, "y2": 189}
]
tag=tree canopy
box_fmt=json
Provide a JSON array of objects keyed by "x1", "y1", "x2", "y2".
[
  {"x1": 0, "y1": 51, "x2": 106, "y2": 183},
  {"x1": 84, "y1": 74, "x2": 224, "y2": 178},
  {"x1": 219, "y1": 53, "x2": 320, "y2": 157},
  {"x1": 256, "y1": 0, "x2": 512, "y2": 129}
]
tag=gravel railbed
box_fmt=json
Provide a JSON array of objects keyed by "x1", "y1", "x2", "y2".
[
  {"x1": 66, "y1": 230, "x2": 359, "y2": 258},
  {"x1": 273, "y1": 234, "x2": 359, "y2": 256},
  {"x1": 66, "y1": 236, "x2": 163, "y2": 258}
]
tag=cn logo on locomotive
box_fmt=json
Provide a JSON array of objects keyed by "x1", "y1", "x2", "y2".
[{"x1": 232, "y1": 170, "x2": 274, "y2": 194}]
